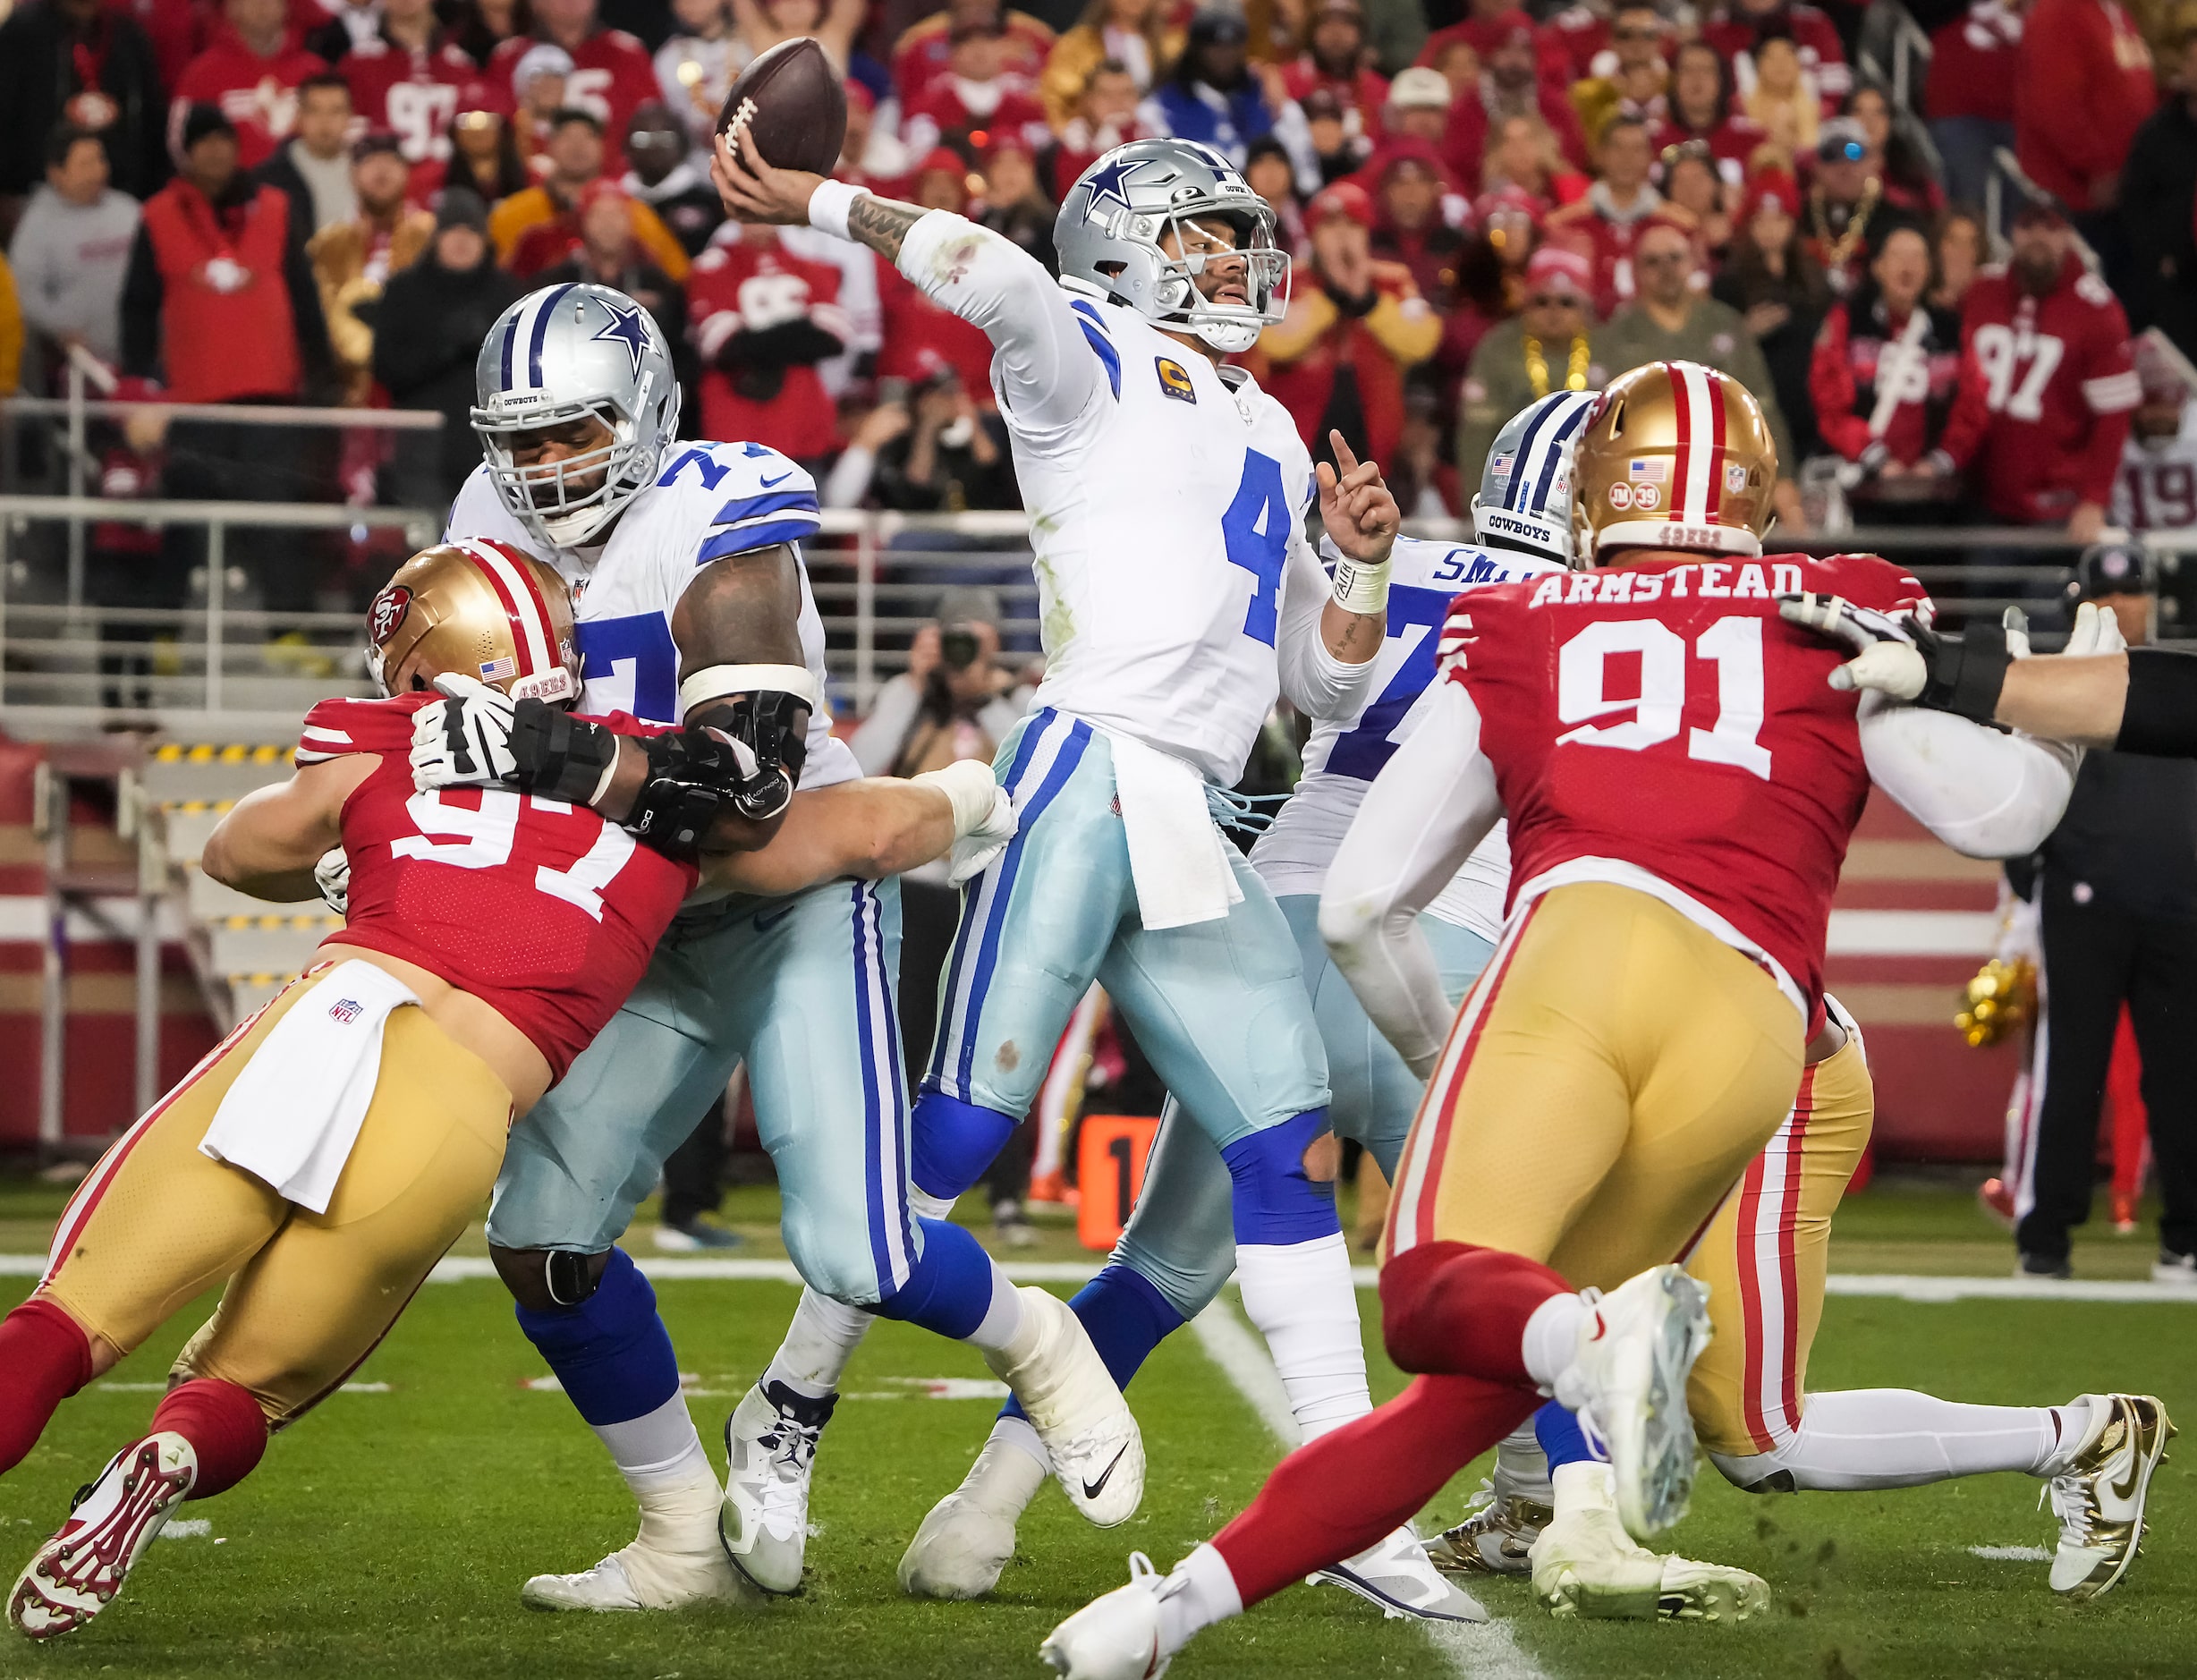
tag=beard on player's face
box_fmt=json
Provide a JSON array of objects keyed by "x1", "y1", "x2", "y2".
[
  {"x1": 511, "y1": 414, "x2": 616, "y2": 503},
  {"x1": 1162, "y1": 215, "x2": 1251, "y2": 308}
]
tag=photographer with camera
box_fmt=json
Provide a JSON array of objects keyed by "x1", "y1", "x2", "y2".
[{"x1": 852, "y1": 585, "x2": 1038, "y2": 1239}]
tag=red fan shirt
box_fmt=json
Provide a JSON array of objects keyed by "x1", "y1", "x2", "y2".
[
  {"x1": 1445, "y1": 549, "x2": 1924, "y2": 1027},
  {"x1": 688, "y1": 237, "x2": 852, "y2": 461},
  {"x1": 488, "y1": 27, "x2": 658, "y2": 161},
  {"x1": 1959, "y1": 255, "x2": 2140, "y2": 522},
  {"x1": 297, "y1": 692, "x2": 693, "y2": 1080},
  {"x1": 341, "y1": 35, "x2": 483, "y2": 193},
  {"x1": 170, "y1": 28, "x2": 330, "y2": 169}
]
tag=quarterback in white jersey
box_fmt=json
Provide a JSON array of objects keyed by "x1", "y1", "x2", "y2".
[
  {"x1": 421, "y1": 281, "x2": 1140, "y2": 1616},
  {"x1": 711, "y1": 132, "x2": 1480, "y2": 1611}
]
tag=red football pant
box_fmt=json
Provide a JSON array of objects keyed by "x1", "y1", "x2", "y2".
[{"x1": 1210, "y1": 1239, "x2": 1561, "y2": 1606}]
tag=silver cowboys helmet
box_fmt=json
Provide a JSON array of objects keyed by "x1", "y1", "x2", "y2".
[
  {"x1": 1471, "y1": 389, "x2": 1599, "y2": 566},
  {"x1": 472, "y1": 282, "x2": 681, "y2": 548},
  {"x1": 1054, "y1": 138, "x2": 1289, "y2": 355}
]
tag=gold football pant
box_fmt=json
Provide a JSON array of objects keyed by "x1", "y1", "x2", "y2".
[
  {"x1": 1685, "y1": 1014, "x2": 1874, "y2": 1458},
  {"x1": 1383, "y1": 882, "x2": 1804, "y2": 1290},
  {"x1": 37, "y1": 970, "x2": 511, "y2": 1425}
]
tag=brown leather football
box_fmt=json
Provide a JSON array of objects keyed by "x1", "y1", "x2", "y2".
[{"x1": 717, "y1": 37, "x2": 847, "y2": 176}]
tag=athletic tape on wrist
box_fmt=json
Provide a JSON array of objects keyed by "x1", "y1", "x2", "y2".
[
  {"x1": 677, "y1": 663, "x2": 822, "y2": 717},
  {"x1": 912, "y1": 760, "x2": 1001, "y2": 837},
  {"x1": 808, "y1": 179, "x2": 871, "y2": 241},
  {"x1": 1329, "y1": 556, "x2": 1392, "y2": 616}
]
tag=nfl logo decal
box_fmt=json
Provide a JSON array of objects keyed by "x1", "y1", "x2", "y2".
[
  {"x1": 1156, "y1": 358, "x2": 1196, "y2": 403},
  {"x1": 328, "y1": 997, "x2": 362, "y2": 1024},
  {"x1": 1726, "y1": 463, "x2": 1749, "y2": 494}
]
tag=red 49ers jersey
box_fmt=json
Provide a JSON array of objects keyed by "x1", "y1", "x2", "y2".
[
  {"x1": 1446, "y1": 550, "x2": 1924, "y2": 1026},
  {"x1": 339, "y1": 38, "x2": 484, "y2": 187},
  {"x1": 297, "y1": 692, "x2": 694, "y2": 1079},
  {"x1": 488, "y1": 29, "x2": 658, "y2": 161}
]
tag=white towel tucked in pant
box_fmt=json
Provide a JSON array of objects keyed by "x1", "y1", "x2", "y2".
[
  {"x1": 199, "y1": 960, "x2": 421, "y2": 1213},
  {"x1": 1107, "y1": 730, "x2": 1243, "y2": 931}
]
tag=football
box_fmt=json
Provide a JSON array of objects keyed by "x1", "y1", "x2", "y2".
[{"x1": 717, "y1": 37, "x2": 847, "y2": 177}]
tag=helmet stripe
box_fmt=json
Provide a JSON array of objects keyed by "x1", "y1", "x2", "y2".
[
  {"x1": 1672, "y1": 361, "x2": 1717, "y2": 527},
  {"x1": 1523, "y1": 395, "x2": 1592, "y2": 516},
  {"x1": 457, "y1": 539, "x2": 556, "y2": 681},
  {"x1": 528, "y1": 284, "x2": 578, "y2": 391},
  {"x1": 500, "y1": 309, "x2": 520, "y2": 393},
  {"x1": 1704, "y1": 365, "x2": 1729, "y2": 525},
  {"x1": 1503, "y1": 397, "x2": 1565, "y2": 511}
]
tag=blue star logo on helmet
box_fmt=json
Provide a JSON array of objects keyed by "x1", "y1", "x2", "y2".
[
  {"x1": 1082, "y1": 155, "x2": 1153, "y2": 222},
  {"x1": 590, "y1": 299, "x2": 653, "y2": 378}
]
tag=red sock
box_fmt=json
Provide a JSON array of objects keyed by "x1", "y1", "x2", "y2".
[
  {"x1": 0, "y1": 1298, "x2": 94, "y2": 1474},
  {"x1": 1379, "y1": 1239, "x2": 1570, "y2": 1382},
  {"x1": 150, "y1": 1379, "x2": 267, "y2": 1500},
  {"x1": 1213, "y1": 1373, "x2": 1537, "y2": 1607}
]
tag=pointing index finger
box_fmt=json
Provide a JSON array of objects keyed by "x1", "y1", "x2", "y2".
[{"x1": 1328, "y1": 431, "x2": 1360, "y2": 479}]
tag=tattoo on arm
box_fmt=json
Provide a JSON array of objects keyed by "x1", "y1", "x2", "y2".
[
  {"x1": 846, "y1": 195, "x2": 928, "y2": 263},
  {"x1": 672, "y1": 543, "x2": 805, "y2": 694}
]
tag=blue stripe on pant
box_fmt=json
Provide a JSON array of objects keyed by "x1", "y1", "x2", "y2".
[{"x1": 488, "y1": 876, "x2": 920, "y2": 1307}]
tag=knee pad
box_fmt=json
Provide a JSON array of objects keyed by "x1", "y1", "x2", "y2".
[
  {"x1": 870, "y1": 1216, "x2": 993, "y2": 1339},
  {"x1": 511, "y1": 1247, "x2": 680, "y2": 1427},
  {"x1": 1220, "y1": 1108, "x2": 1339, "y2": 1246},
  {"x1": 909, "y1": 1090, "x2": 1020, "y2": 1202}
]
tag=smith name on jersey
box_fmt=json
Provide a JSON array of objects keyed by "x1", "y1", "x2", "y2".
[
  {"x1": 446, "y1": 440, "x2": 857, "y2": 790},
  {"x1": 1446, "y1": 549, "x2": 1924, "y2": 1022}
]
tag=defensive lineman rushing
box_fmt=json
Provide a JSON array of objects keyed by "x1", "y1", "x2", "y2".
[
  {"x1": 1040, "y1": 361, "x2": 2095, "y2": 1678},
  {"x1": 708, "y1": 132, "x2": 1427, "y2": 1598},
  {"x1": 895, "y1": 394, "x2": 1590, "y2": 1618},
  {"x1": 423, "y1": 281, "x2": 1135, "y2": 1611}
]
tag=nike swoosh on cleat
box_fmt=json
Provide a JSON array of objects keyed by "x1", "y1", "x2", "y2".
[{"x1": 1082, "y1": 1447, "x2": 1128, "y2": 1502}]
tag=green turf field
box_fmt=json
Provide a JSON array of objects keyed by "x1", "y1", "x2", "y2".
[{"x1": 0, "y1": 1178, "x2": 2190, "y2": 1680}]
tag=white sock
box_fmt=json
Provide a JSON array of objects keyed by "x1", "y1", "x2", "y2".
[
  {"x1": 592, "y1": 1393, "x2": 719, "y2": 1556},
  {"x1": 1158, "y1": 1542, "x2": 1243, "y2": 1655},
  {"x1": 1711, "y1": 1388, "x2": 2071, "y2": 1492},
  {"x1": 990, "y1": 1412, "x2": 1051, "y2": 1474},
  {"x1": 912, "y1": 1187, "x2": 956, "y2": 1221},
  {"x1": 1235, "y1": 1232, "x2": 1370, "y2": 1441},
  {"x1": 962, "y1": 1263, "x2": 1027, "y2": 1355},
  {"x1": 1493, "y1": 1421, "x2": 1554, "y2": 1503},
  {"x1": 1521, "y1": 1293, "x2": 1587, "y2": 1391},
  {"x1": 1549, "y1": 1458, "x2": 1619, "y2": 1518},
  {"x1": 763, "y1": 1286, "x2": 875, "y2": 1400}
]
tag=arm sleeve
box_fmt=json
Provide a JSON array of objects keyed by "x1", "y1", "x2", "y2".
[
  {"x1": 1276, "y1": 525, "x2": 1378, "y2": 719},
  {"x1": 1936, "y1": 336, "x2": 1992, "y2": 470},
  {"x1": 2074, "y1": 310, "x2": 2140, "y2": 505},
  {"x1": 1859, "y1": 692, "x2": 2079, "y2": 858},
  {"x1": 846, "y1": 675, "x2": 922, "y2": 775},
  {"x1": 895, "y1": 210, "x2": 1105, "y2": 438},
  {"x1": 1319, "y1": 678, "x2": 1505, "y2": 1077},
  {"x1": 1361, "y1": 284, "x2": 1440, "y2": 366}
]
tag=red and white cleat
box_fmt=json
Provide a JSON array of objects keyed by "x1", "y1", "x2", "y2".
[{"x1": 8, "y1": 1433, "x2": 197, "y2": 1640}]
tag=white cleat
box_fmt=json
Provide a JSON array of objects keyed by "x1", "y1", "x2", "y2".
[
  {"x1": 521, "y1": 1540, "x2": 755, "y2": 1612},
  {"x1": 898, "y1": 1433, "x2": 1048, "y2": 1599},
  {"x1": 1424, "y1": 1481, "x2": 1550, "y2": 1577},
  {"x1": 1312, "y1": 1524, "x2": 1489, "y2": 1621},
  {"x1": 1555, "y1": 1265, "x2": 1711, "y2": 1540},
  {"x1": 1040, "y1": 1552, "x2": 1175, "y2": 1680},
  {"x1": 2047, "y1": 1392, "x2": 2175, "y2": 1601},
  {"x1": 9, "y1": 1432, "x2": 196, "y2": 1640},
  {"x1": 1531, "y1": 1513, "x2": 1766, "y2": 1621},
  {"x1": 984, "y1": 1288, "x2": 1143, "y2": 1527},
  {"x1": 720, "y1": 1380, "x2": 835, "y2": 1594}
]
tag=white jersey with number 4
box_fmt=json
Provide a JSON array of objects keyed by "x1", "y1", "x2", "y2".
[
  {"x1": 886, "y1": 211, "x2": 1373, "y2": 785},
  {"x1": 1251, "y1": 536, "x2": 1564, "y2": 938},
  {"x1": 446, "y1": 442, "x2": 857, "y2": 789}
]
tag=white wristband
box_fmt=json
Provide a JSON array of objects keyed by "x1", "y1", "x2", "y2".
[
  {"x1": 677, "y1": 662, "x2": 823, "y2": 717},
  {"x1": 1330, "y1": 555, "x2": 1393, "y2": 617},
  {"x1": 808, "y1": 179, "x2": 871, "y2": 241},
  {"x1": 912, "y1": 759, "x2": 1002, "y2": 838}
]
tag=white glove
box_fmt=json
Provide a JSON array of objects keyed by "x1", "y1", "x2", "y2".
[
  {"x1": 313, "y1": 846, "x2": 350, "y2": 916},
  {"x1": 913, "y1": 759, "x2": 1018, "y2": 887},
  {"x1": 2064, "y1": 599, "x2": 2130, "y2": 658},
  {"x1": 1777, "y1": 592, "x2": 1930, "y2": 698},
  {"x1": 411, "y1": 672, "x2": 519, "y2": 791}
]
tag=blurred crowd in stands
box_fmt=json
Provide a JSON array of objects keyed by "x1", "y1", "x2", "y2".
[{"x1": 3, "y1": 0, "x2": 2197, "y2": 619}]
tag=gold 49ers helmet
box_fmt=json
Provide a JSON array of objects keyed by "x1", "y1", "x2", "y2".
[
  {"x1": 365, "y1": 538, "x2": 580, "y2": 704},
  {"x1": 1572, "y1": 360, "x2": 1778, "y2": 563}
]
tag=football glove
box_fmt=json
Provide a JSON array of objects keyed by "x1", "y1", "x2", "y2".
[
  {"x1": 687, "y1": 689, "x2": 810, "y2": 824},
  {"x1": 312, "y1": 846, "x2": 350, "y2": 916},
  {"x1": 1775, "y1": 592, "x2": 2014, "y2": 725},
  {"x1": 2064, "y1": 598, "x2": 2130, "y2": 658},
  {"x1": 912, "y1": 759, "x2": 1018, "y2": 887},
  {"x1": 411, "y1": 674, "x2": 520, "y2": 790}
]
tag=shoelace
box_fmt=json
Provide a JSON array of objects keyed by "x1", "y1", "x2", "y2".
[
  {"x1": 753, "y1": 1418, "x2": 823, "y2": 1532},
  {"x1": 2043, "y1": 1476, "x2": 2097, "y2": 1548}
]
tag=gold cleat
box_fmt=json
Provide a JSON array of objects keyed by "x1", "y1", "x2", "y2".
[
  {"x1": 1424, "y1": 1481, "x2": 1550, "y2": 1577},
  {"x1": 2046, "y1": 1393, "x2": 2175, "y2": 1602}
]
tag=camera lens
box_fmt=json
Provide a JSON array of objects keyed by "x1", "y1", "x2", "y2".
[{"x1": 941, "y1": 629, "x2": 980, "y2": 670}]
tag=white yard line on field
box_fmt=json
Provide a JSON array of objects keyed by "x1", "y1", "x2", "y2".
[{"x1": 1189, "y1": 1299, "x2": 1554, "y2": 1680}]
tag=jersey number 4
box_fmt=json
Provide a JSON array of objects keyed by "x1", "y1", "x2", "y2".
[
  {"x1": 1557, "y1": 615, "x2": 1773, "y2": 780},
  {"x1": 1222, "y1": 450, "x2": 1292, "y2": 646},
  {"x1": 394, "y1": 790, "x2": 638, "y2": 921}
]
